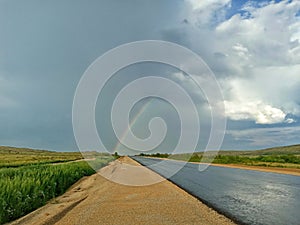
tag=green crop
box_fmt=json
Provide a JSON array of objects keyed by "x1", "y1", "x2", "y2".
[{"x1": 0, "y1": 159, "x2": 111, "y2": 224}]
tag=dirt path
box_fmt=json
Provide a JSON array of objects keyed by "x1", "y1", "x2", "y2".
[{"x1": 10, "y1": 157, "x2": 235, "y2": 225}]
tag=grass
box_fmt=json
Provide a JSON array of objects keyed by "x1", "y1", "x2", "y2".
[
  {"x1": 140, "y1": 144, "x2": 300, "y2": 169},
  {"x1": 212, "y1": 155, "x2": 300, "y2": 167},
  {"x1": 0, "y1": 146, "x2": 83, "y2": 168},
  {"x1": 0, "y1": 146, "x2": 115, "y2": 224}
]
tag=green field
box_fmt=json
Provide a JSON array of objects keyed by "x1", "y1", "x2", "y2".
[
  {"x1": 140, "y1": 144, "x2": 300, "y2": 169},
  {"x1": 0, "y1": 146, "x2": 83, "y2": 168},
  {"x1": 0, "y1": 147, "x2": 115, "y2": 224}
]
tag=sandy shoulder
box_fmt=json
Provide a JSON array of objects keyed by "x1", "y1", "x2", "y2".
[
  {"x1": 210, "y1": 163, "x2": 300, "y2": 176},
  {"x1": 9, "y1": 157, "x2": 235, "y2": 225}
]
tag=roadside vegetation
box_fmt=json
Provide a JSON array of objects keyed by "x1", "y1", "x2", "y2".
[
  {"x1": 0, "y1": 146, "x2": 116, "y2": 224},
  {"x1": 140, "y1": 145, "x2": 300, "y2": 169}
]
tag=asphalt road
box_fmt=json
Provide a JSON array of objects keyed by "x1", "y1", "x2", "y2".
[{"x1": 132, "y1": 157, "x2": 300, "y2": 225}]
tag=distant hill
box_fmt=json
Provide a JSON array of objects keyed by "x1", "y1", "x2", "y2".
[
  {"x1": 2, "y1": 144, "x2": 300, "y2": 157},
  {"x1": 0, "y1": 146, "x2": 84, "y2": 167},
  {"x1": 0, "y1": 146, "x2": 54, "y2": 154},
  {"x1": 142, "y1": 144, "x2": 300, "y2": 159},
  {"x1": 217, "y1": 144, "x2": 300, "y2": 156},
  {"x1": 0, "y1": 146, "x2": 111, "y2": 158}
]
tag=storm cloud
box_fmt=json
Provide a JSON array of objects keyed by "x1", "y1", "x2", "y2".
[{"x1": 1, "y1": 0, "x2": 300, "y2": 151}]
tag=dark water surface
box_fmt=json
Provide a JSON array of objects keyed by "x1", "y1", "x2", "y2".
[{"x1": 132, "y1": 157, "x2": 300, "y2": 225}]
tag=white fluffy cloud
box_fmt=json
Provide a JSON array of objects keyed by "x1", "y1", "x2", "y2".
[
  {"x1": 187, "y1": 0, "x2": 230, "y2": 10},
  {"x1": 185, "y1": 0, "x2": 231, "y2": 25},
  {"x1": 221, "y1": 64, "x2": 300, "y2": 124},
  {"x1": 215, "y1": 0, "x2": 300, "y2": 66},
  {"x1": 224, "y1": 100, "x2": 292, "y2": 124},
  {"x1": 182, "y1": 0, "x2": 300, "y2": 124}
]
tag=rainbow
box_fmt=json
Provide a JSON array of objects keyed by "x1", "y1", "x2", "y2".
[{"x1": 113, "y1": 98, "x2": 154, "y2": 153}]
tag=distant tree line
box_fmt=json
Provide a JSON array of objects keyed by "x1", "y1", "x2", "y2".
[{"x1": 138, "y1": 153, "x2": 170, "y2": 158}]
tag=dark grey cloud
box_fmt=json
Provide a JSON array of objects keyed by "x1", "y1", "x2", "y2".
[
  {"x1": 1, "y1": 0, "x2": 300, "y2": 152},
  {"x1": 0, "y1": 0, "x2": 183, "y2": 150}
]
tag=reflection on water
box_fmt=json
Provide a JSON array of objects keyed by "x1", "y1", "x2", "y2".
[{"x1": 133, "y1": 157, "x2": 300, "y2": 225}]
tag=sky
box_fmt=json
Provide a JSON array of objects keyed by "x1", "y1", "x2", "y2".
[{"x1": 0, "y1": 0, "x2": 300, "y2": 153}]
